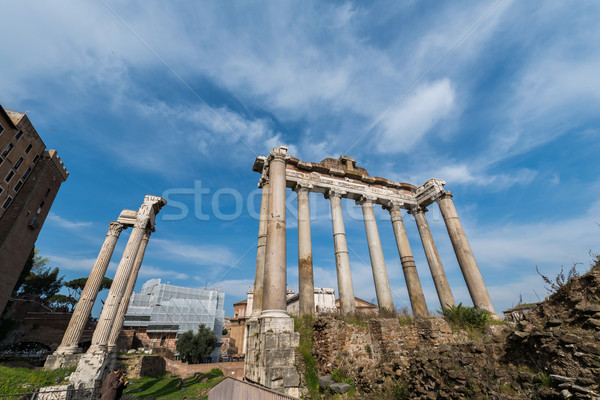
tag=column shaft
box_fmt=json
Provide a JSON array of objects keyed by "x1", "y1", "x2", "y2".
[
  {"x1": 388, "y1": 205, "x2": 429, "y2": 317},
  {"x1": 88, "y1": 196, "x2": 165, "y2": 352},
  {"x1": 359, "y1": 199, "x2": 394, "y2": 313},
  {"x1": 55, "y1": 221, "x2": 123, "y2": 355},
  {"x1": 297, "y1": 186, "x2": 315, "y2": 316},
  {"x1": 108, "y1": 229, "x2": 151, "y2": 350},
  {"x1": 411, "y1": 207, "x2": 455, "y2": 309},
  {"x1": 329, "y1": 192, "x2": 355, "y2": 315},
  {"x1": 437, "y1": 192, "x2": 495, "y2": 314},
  {"x1": 251, "y1": 182, "x2": 269, "y2": 317},
  {"x1": 261, "y1": 151, "x2": 288, "y2": 315}
]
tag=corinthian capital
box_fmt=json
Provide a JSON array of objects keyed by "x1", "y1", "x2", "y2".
[{"x1": 107, "y1": 221, "x2": 124, "y2": 237}]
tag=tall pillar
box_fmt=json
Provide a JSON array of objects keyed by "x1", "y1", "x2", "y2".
[
  {"x1": 70, "y1": 195, "x2": 166, "y2": 391},
  {"x1": 251, "y1": 181, "x2": 269, "y2": 318},
  {"x1": 409, "y1": 206, "x2": 455, "y2": 309},
  {"x1": 387, "y1": 203, "x2": 429, "y2": 317},
  {"x1": 261, "y1": 148, "x2": 289, "y2": 316},
  {"x1": 437, "y1": 191, "x2": 495, "y2": 314},
  {"x1": 87, "y1": 196, "x2": 166, "y2": 354},
  {"x1": 327, "y1": 189, "x2": 355, "y2": 315},
  {"x1": 357, "y1": 196, "x2": 394, "y2": 313},
  {"x1": 107, "y1": 228, "x2": 151, "y2": 352},
  {"x1": 52, "y1": 222, "x2": 124, "y2": 356},
  {"x1": 296, "y1": 184, "x2": 315, "y2": 316}
]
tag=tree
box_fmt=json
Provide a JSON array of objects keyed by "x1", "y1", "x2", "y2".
[
  {"x1": 18, "y1": 252, "x2": 64, "y2": 300},
  {"x1": 64, "y1": 277, "x2": 113, "y2": 300},
  {"x1": 48, "y1": 294, "x2": 78, "y2": 312},
  {"x1": 13, "y1": 248, "x2": 49, "y2": 292},
  {"x1": 176, "y1": 324, "x2": 218, "y2": 364}
]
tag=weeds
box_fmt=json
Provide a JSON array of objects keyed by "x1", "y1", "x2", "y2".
[
  {"x1": 440, "y1": 303, "x2": 491, "y2": 331},
  {"x1": 536, "y1": 264, "x2": 580, "y2": 295},
  {"x1": 293, "y1": 314, "x2": 320, "y2": 400}
]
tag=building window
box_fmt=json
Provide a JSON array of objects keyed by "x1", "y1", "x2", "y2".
[
  {"x1": 2, "y1": 143, "x2": 14, "y2": 157},
  {"x1": 2, "y1": 196, "x2": 12, "y2": 209},
  {"x1": 15, "y1": 130, "x2": 23, "y2": 140},
  {"x1": 25, "y1": 143, "x2": 33, "y2": 153},
  {"x1": 0, "y1": 123, "x2": 4, "y2": 135},
  {"x1": 33, "y1": 155, "x2": 40, "y2": 164},
  {"x1": 0, "y1": 157, "x2": 3, "y2": 167},
  {"x1": 23, "y1": 167, "x2": 31, "y2": 179},
  {"x1": 0, "y1": 186, "x2": 3, "y2": 195},
  {"x1": 14, "y1": 180, "x2": 24, "y2": 192},
  {"x1": 13, "y1": 157, "x2": 24, "y2": 171},
  {"x1": 5, "y1": 171, "x2": 15, "y2": 183}
]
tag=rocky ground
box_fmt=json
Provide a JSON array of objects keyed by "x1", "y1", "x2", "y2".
[{"x1": 304, "y1": 260, "x2": 600, "y2": 399}]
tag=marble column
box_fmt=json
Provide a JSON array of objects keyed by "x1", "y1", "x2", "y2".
[
  {"x1": 409, "y1": 206, "x2": 455, "y2": 309},
  {"x1": 54, "y1": 221, "x2": 124, "y2": 355},
  {"x1": 261, "y1": 148, "x2": 289, "y2": 316},
  {"x1": 107, "y1": 228, "x2": 151, "y2": 352},
  {"x1": 87, "y1": 196, "x2": 166, "y2": 353},
  {"x1": 437, "y1": 191, "x2": 496, "y2": 314},
  {"x1": 296, "y1": 184, "x2": 315, "y2": 316},
  {"x1": 327, "y1": 189, "x2": 355, "y2": 315},
  {"x1": 357, "y1": 196, "x2": 394, "y2": 313},
  {"x1": 387, "y1": 203, "x2": 429, "y2": 317},
  {"x1": 251, "y1": 181, "x2": 269, "y2": 318}
]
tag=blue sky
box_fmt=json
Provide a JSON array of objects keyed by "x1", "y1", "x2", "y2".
[{"x1": 1, "y1": 1, "x2": 599, "y2": 318}]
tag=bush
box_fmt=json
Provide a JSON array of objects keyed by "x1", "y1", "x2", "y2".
[{"x1": 441, "y1": 303, "x2": 491, "y2": 330}]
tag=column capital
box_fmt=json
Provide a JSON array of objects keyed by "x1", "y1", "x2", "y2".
[
  {"x1": 355, "y1": 195, "x2": 377, "y2": 206},
  {"x1": 268, "y1": 145, "x2": 291, "y2": 163},
  {"x1": 325, "y1": 188, "x2": 346, "y2": 199},
  {"x1": 408, "y1": 205, "x2": 428, "y2": 215},
  {"x1": 293, "y1": 182, "x2": 313, "y2": 193},
  {"x1": 437, "y1": 190, "x2": 454, "y2": 201},
  {"x1": 382, "y1": 200, "x2": 405, "y2": 212},
  {"x1": 107, "y1": 221, "x2": 124, "y2": 237}
]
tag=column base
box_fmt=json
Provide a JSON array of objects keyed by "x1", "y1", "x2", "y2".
[
  {"x1": 44, "y1": 353, "x2": 83, "y2": 370},
  {"x1": 245, "y1": 312, "x2": 300, "y2": 397},
  {"x1": 68, "y1": 347, "x2": 111, "y2": 398}
]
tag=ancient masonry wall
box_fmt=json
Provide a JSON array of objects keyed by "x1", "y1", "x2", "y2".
[
  {"x1": 246, "y1": 318, "x2": 301, "y2": 397},
  {"x1": 311, "y1": 317, "x2": 454, "y2": 389}
]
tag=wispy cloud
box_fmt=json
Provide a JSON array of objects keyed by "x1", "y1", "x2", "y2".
[
  {"x1": 151, "y1": 238, "x2": 236, "y2": 266},
  {"x1": 47, "y1": 213, "x2": 93, "y2": 229}
]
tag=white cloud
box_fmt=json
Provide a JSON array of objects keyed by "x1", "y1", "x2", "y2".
[
  {"x1": 375, "y1": 79, "x2": 456, "y2": 153},
  {"x1": 46, "y1": 213, "x2": 93, "y2": 229},
  {"x1": 151, "y1": 238, "x2": 236, "y2": 266},
  {"x1": 139, "y1": 265, "x2": 189, "y2": 281},
  {"x1": 436, "y1": 164, "x2": 537, "y2": 188},
  {"x1": 210, "y1": 279, "x2": 254, "y2": 299}
]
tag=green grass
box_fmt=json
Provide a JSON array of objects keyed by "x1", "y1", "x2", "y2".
[
  {"x1": 293, "y1": 314, "x2": 320, "y2": 400},
  {"x1": 125, "y1": 369, "x2": 224, "y2": 400},
  {"x1": 0, "y1": 365, "x2": 74, "y2": 395}
]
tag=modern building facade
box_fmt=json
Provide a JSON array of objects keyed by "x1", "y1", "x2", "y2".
[
  {"x1": 0, "y1": 105, "x2": 68, "y2": 315},
  {"x1": 122, "y1": 278, "x2": 225, "y2": 362}
]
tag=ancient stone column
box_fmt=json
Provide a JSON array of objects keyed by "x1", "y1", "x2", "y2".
[
  {"x1": 409, "y1": 206, "x2": 455, "y2": 309},
  {"x1": 107, "y1": 228, "x2": 151, "y2": 352},
  {"x1": 261, "y1": 148, "x2": 289, "y2": 316},
  {"x1": 251, "y1": 181, "x2": 269, "y2": 318},
  {"x1": 53, "y1": 221, "x2": 124, "y2": 355},
  {"x1": 387, "y1": 203, "x2": 429, "y2": 317},
  {"x1": 437, "y1": 191, "x2": 496, "y2": 314},
  {"x1": 87, "y1": 196, "x2": 166, "y2": 353},
  {"x1": 296, "y1": 184, "x2": 315, "y2": 316},
  {"x1": 327, "y1": 189, "x2": 355, "y2": 315},
  {"x1": 357, "y1": 196, "x2": 394, "y2": 313}
]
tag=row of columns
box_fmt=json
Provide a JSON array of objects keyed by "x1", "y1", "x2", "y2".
[
  {"x1": 251, "y1": 149, "x2": 495, "y2": 319},
  {"x1": 51, "y1": 196, "x2": 165, "y2": 360}
]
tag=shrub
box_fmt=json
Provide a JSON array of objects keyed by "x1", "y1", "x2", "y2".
[{"x1": 441, "y1": 303, "x2": 491, "y2": 330}]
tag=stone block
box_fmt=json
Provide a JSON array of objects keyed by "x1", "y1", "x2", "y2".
[
  {"x1": 266, "y1": 348, "x2": 294, "y2": 367},
  {"x1": 319, "y1": 375, "x2": 335, "y2": 389},
  {"x1": 330, "y1": 382, "x2": 352, "y2": 394},
  {"x1": 282, "y1": 367, "x2": 300, "y2": 387},
  {"x1": 264, "y1": 332, "x2": 278, "y2": 349},
  {"x1": 44, "y1": 354, "x2": 83, "y2": 370}
]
